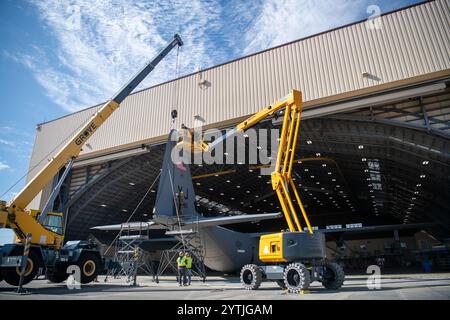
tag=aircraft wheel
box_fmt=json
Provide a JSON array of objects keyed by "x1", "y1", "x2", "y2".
[
  {"x1": 240, "y1": 264, "x2": 262, "y2": 290},
  {"x1": 283, "y1": 262, "x2": 310, "y2": 293},
  {"x1": 321, "y1": 262, "x2": 345, "y2": 290}
]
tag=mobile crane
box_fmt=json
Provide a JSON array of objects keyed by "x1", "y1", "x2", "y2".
[
  {"x1": 0, "y1": 34, "x2": 183, "y2": 286},
  {"x1": 180, "y1": 90, "x2": 345, "y2": 293}
]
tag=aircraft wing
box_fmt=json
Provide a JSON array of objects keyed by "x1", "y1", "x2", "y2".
[
  {"x1": 183, "y1": 212, "x2": 282, "y2": 228},
  {"x1": 90, "y1": 221, "x2": 168, "y2": 231},
  {"x1": 91, "y1": 212, "x2": 281, "y2": 232},
  {"x1": 319, "y1": 222, "x2": 436, "y2": 234}
]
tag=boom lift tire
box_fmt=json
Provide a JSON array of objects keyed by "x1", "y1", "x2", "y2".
[
  {"x1": 77, "y1": 253, "x2": 100, "y2": 284},
  {"x1": 46, "y1": 268, "x2": 69, "y2": 283},
  {"x1": 240, "y1": 264, "x2": 263, "y2": 290},
  {"x1": 1, "y1": 251, "x2": 39, "y2": 286},
  {"x1": 283, "y1": 262, "x2": 310, "y2": 293},
  {"x1": 321, "y1": 262, "x2": 345, "y2": 290}
]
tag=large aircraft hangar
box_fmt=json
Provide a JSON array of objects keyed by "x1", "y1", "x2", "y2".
[{"x1": 27, "y1": 0, "x2": 449, "y2": 272}]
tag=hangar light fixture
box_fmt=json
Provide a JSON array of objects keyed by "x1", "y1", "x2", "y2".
[
  {"x1": 307, "y1": 140, "x2": 312, "y2": 144},
  {"x1": 358, "y1": 145, "x2": 364, "y2": 149},
  {"x1": 129, "y1": 182, "x2": 135, "y2": 186},
  {"x1": 420, "y1": 174, "x2": 426, "y2": 179},
  {"x1": 422, "y1": 160, "x2": 429, "y2": 165},
  {"x1": 101, "y1": 204, "x2": 107, "y2": 207}
]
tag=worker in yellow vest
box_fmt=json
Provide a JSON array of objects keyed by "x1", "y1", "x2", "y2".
[
  {"x1": 176, "y1": 251, "x2": 187, "y2": 286},
  {"x1": 185, "y1": 252, "x2": 193, "y2": 286}
]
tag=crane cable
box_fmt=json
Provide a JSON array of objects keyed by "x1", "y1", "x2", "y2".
[
  {"x1": 167, "y1": 164, "x2": 187, "y2": 248},
  {"x1": 170, "y1": 45, "x2": 181, "y2": 129},
  {"x1": 103, "y1": 170, "x2": 161, "y2": 256}
]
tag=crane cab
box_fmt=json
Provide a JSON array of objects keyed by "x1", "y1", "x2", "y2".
[{"x1": 41, "y1": 212, "x2": 64, "y2": 235}]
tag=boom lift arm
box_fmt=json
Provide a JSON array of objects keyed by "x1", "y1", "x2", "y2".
[
  {"x1": 182, "y1": 90, "x2": 313, "y2": 234},
  {"x1": 0, "y1": 34, "x2": 183, "y2": 248}
]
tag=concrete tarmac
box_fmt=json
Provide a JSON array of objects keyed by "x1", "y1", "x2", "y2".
[{"x1": 1, "y1": 273, "x2": 449, "y2": 300}]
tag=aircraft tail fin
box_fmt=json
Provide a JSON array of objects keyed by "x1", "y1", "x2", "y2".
[{"x1": 153, "y1": 130, "x2": 199, "y2": 221}]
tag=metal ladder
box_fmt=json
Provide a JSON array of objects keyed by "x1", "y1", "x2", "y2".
[
  {"x1": 106, "y1": 222, "x2": 156, "y2": 284},
  {"x1": 155, "y1": 215, "x2": 206, "y2": 283}
]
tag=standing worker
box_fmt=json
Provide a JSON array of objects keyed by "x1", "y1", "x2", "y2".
[
  {"x1": 185, "y1": 252, "x2": 193, "y2": 286},
  {"x1": 176, "y1": 251, "x2": 187, "y2": 286}
]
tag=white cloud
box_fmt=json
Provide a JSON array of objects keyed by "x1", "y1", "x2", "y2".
[
  {"x1": 6, "y1": 0, "x2": 372, "y2": 113},
  {"x1": 0, "y1": 138, "x2": 15, "y2": 147},
  {"x1": 243, "y1": 0, "x2": 366, "y2": 54},
  {"x1": 0, "y1": 161, "x2": 11, "y2": 171},
  {"x1": 19, "y1": 0, "x2": 226, "y2": 112}
]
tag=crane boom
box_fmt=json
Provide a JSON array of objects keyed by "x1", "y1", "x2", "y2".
[
  {"x1": 181, "y1": 90, "x2": 313, "y2": 234},
  {"x1": 1, "y1": 34, "x2": 182, "y2": 247},
  {"x1": 9, "y1": 34, "x2": 183, "y2": 213}
]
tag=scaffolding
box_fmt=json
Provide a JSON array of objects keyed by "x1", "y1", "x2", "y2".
[
  {"x1": 155, "y1": 214, "x2": 206, "y2": 283},
  {"x1": 106, "y1": 222, "x2": 157, "y2": 285}
]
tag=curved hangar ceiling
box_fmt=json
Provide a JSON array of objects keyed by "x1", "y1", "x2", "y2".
[{"x1": 62, "y1": 86, "x2": 450, "y2": 241}]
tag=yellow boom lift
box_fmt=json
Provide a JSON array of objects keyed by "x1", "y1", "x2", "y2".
[
  {"x1": 0, "y1": 34, "x2": 183, "y2": 286},
  {"x1": 181, "y1": 90, "x2": 344, "y2": 292}
]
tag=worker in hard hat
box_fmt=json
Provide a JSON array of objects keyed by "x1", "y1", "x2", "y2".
[
  {"x1": 176, "y1": 251, "x2": 187, "y2": 286},
  {"x1": 185, "y1": 252, "x2": 193, "y2": 286}
]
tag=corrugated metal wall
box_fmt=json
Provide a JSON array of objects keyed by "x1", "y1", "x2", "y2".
[{"x1": 28, "y1": 0, "x2": 450, "y2": 189}]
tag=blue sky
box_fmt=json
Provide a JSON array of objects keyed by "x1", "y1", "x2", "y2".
[{"x1": 0, "y1": 0, "x2": 423, "y2": 206}]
